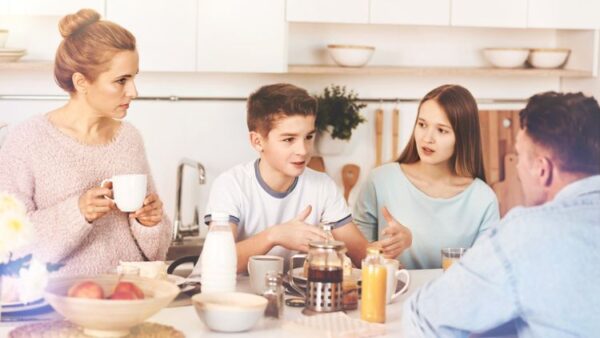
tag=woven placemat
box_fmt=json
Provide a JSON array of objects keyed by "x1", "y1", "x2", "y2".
[{"x1": 9, "y1": 320, "x2": 185, "y2": 338}]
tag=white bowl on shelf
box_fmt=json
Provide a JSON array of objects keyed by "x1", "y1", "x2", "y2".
[
  {"x1": 528, "y1": 48, "x2": 570, "y2": 69},
  {"x1": 482, "y1": 48, "x2": 530, "y2": 68},
  {"x1": 0, "y1": 48, "x2": 26, "y2": 63},
  {"x1": 192, "y1": 292, "x2": 267, "y2": 332},
  {"x1": 327, "y1": 44, "x2": 375, "y2": 67}
]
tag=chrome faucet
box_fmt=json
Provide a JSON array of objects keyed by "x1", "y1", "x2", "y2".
[{"x1": 172, "y1": 158, "x2": 206, "y2": 242}]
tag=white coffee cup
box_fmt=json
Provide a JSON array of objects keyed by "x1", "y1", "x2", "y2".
[
  {"x1": 248, "y1": 255, "x2": 283, "y2": 294},
  {"x1": 384, "y1": 258, "x2": 410, "y2": 304},
  {"x1": 101, "y1": 174, "x2": 147, "y2": 212}
]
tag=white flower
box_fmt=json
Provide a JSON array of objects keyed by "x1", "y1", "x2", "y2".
[
  {"x1": 18, "y1": 259, "x2": 49, "y2": 303},
  {"x1": 0, "y1": 210, "x2": 33, "y2": 260},
  {"x1": 0, "y1": 192, "x2": 27, "y2": 217}
]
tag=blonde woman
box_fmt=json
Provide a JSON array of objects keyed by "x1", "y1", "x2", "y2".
[{"x1": 0, "y1": 9, "x2": 171, "y2": 276}]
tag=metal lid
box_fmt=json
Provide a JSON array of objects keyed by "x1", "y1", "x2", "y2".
[{"x1": 309, "y1": 240, "x2": 346, "y2": 250}]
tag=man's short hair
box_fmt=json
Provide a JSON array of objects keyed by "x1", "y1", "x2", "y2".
[
  {"x1": 520, "y1": 91, "x2": 600, "y2": 174},
  {"x1": 247, "y1": 83, "x2": 317, "y2": 136}
]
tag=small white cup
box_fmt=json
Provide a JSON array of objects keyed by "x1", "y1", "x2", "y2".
[
  {"x1": 101, "y1": 174, "x2": 147, "y2": 212},
  {"x1": 384, "y1": 258, "x2": 410, "y2": 304},
  {"x1": 248, "y1": 255, "x2": 283, "y2": 294}
]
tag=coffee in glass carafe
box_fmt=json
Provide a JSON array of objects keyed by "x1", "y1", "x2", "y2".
[{"x1": 302, "y1": 240, "x2": 346, "y2": 314}]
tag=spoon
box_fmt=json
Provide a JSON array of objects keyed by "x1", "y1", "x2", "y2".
[{"x1": 342, "y1": 164, "x2": 360, "y2": 202}]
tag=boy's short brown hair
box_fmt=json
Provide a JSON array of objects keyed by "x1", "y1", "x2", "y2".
[{"x1": 247, "y1": 83, "x2": 317, "y2": 136}]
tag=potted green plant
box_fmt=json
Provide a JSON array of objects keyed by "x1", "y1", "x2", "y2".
[{"x1": 315, "y1": 85, "x2": 366, "y2": 155}]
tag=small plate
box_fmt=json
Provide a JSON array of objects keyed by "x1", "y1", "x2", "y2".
[
  {"x1": 291, "y1": 267, "x2": 362, "y2": 282},
  {"x1": 167, "y1": 274, "x2": 198, "y2": 293},
  {"x1": 1, "y1": 298, "x2": 52, "y2": 316}
]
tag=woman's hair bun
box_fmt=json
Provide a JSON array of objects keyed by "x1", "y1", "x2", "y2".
[{"x1": 59, "y1": 8, "x2": 101, "y2": 38}]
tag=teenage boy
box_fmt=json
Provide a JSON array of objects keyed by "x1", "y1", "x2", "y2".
[
  {"x1": 401, "y1": 92, "x2": 600, "y2": 337},
  {"x1": 204, "y1": 83, "x2": 369, "y2": 272}
]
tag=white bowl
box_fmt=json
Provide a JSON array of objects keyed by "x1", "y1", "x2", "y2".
[
  {"x1": 192, "y1": 292, "x2": 267, "y2": 332},
  {"x1": 327, "y1": 44, "x2": 375, "y2": 67},
  {"x1": 0, "y1": 30, "x2": 8, "y2": 48},
  {"x1": 483, "y1": 48, "x2": 529, "y2": 68},
  {"x1": 528, "y1": 48, "x2": 570, "y2": 69},
  {"x1": 44, "y1": 275, "x2": 179, "y2": 337}
]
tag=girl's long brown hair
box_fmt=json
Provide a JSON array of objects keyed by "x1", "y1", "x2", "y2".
[{"x1": 397, "y1": 84, "x2": 487, "y2": 182}]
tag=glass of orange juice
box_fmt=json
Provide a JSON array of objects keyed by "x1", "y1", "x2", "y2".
[{"x1": 441, "y1": 248, "x2": 467, "y2": 271}]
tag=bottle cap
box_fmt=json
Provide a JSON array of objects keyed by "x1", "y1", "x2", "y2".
[{"x1": 366, "y1": 245, "x2": 382, "y2": 255}]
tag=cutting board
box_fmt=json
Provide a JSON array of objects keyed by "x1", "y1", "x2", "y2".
[{"x1": 492, "y1": 153, "x2": 524, "y2": 216}]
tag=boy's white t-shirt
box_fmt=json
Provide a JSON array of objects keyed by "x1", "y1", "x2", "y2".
[{"x1": 204, "y1": 159, "x2": 352, "y2": 263}]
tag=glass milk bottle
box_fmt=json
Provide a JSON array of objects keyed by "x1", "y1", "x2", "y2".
[
  {"x1": 200, "y1": 212, "x2": 237, "y2": 293},
  {"x1": 361, "y1": 246, "x2": 387, "y2": 323}
]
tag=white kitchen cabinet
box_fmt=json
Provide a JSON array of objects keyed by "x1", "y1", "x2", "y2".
[
  {"x1": 286, "y1": 0, "x2": 369, "y2": 24},
  {"x1": 106, "y1": 0, "x2": 196, "y2": 72},
  {"x1": 197, "y1": 0, "x2": 286, "y2": 73},
  {"x1": 370, "y1": 0, "x2": 449, "y2": 26},
  {"x1": 528, "y1": 0, "x2": 600, "y2": 29},
  {"x1": 6, "y1": 0, "x2": 105, "y2": 16},
  {"x1": 451, "y1": 0, "x2": 527, "y2": 28}
]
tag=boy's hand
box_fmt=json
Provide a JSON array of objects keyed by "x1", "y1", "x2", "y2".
[
  {"x1": 379, "y1": 206, "x2": 412, "y2": 259},
  {"x1": 270, "y1": 205, "x2": 328, "y2": 252}
]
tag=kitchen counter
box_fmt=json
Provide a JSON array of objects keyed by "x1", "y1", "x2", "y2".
[{"x1": 0, "y1": 269, "x2": 442, "y2": 337}]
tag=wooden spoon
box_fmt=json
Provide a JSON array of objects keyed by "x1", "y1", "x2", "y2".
[
  {"x1": 342, "y1": 164, "x2": 360, "y2": 202},
  {"x1": 375, "y1": 108, "x2": 384, "y2": 166},
  {"x1": 307, "y1": 156, "x2": 326, "y2": 172}
]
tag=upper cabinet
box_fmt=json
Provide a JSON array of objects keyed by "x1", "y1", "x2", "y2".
[
  {"x1": 106, "y1": 0, "x2": 196, "y2": 72},
  {"x1": 528, "y1": 0, "x2": 600, "y2": 29},
  {"x1": 197, "y1": 0, "x2": 287, "y2": 73},
  {"x1": 6, "y1": 0, "x2": 105, "y2": 16},
  {"x1": 451, "y1": 0, "x2": 527, "y2": 28},
  {"x1": 370, "y1": 0, "x2": 449, "y2": 26},
  {"x1": 287, "y1": 0, "x2": 369, "y2": 24}
]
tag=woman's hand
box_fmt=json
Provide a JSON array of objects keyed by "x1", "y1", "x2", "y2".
[
  {"x1": 79, "y1": 186, "x2": 116, "y2": 223},
  {"x1": 130, "y1": 193, "x2": 163, "y2": 227},
  {"x1": 379, "y1": 206, "x2": 412, "y2": 259}
]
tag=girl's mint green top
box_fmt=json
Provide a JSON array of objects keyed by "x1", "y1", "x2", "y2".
[{"x1": 354, "y1": 163, "x2": 499, "y2": 269}]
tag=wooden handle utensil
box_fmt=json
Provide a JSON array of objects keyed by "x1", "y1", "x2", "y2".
[
  {"x1": 342, "y1": 164, "x2": 360, "y2": 202},
  {"x1": 392, "y1": 108, "x2": 399, "y2": 160},
  {"x1": 375, "y1": 108, "x2": 384, "y2": 166}
]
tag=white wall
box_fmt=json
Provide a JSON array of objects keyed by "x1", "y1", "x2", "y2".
[{"x1": 0, "y1": 22, "x2": 571, "y2": 237}]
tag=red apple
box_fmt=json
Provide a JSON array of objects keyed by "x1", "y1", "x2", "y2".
[
  {"x1": 67, "y1": 281, "x2": 104, "y2": 299},
  {"x1": 111, "y1": 281, "x2": 144, "y2": 300},
  {"x1": 109, "y1": 290, "x2": 138, "y2": 300}
]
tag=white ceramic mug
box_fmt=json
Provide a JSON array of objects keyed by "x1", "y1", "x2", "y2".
[
  {"x1": 248, "y1": 255, "x2": 283, "y2": 295},
  {"x1": 384, "y1": 258, "x2": 410, "y2": 304},
  {"x1": 101, "y1": 174, "x2": 147, "y2": 212}
]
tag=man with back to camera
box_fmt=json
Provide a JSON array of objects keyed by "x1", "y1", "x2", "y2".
[{"x1": 401, "y1": 91, "x2": 600, "y2": 337}]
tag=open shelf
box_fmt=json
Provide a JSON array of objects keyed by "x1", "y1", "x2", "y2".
[
  {"x1": 0, "y1": 60, "x2": 53, "y2": 71},
  {"x1": 0, "y1": 61, "x2": 593, "y2": 78},
  {"x1": 287, "y1": 65, "x2": 593, "y2": 77}
]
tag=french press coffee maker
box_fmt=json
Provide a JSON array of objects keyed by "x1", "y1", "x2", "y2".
[{"x1": 288, "y1": 240, "x2": 346, "y2": 315}]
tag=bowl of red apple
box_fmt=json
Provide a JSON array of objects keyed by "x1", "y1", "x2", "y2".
[{"x1": 44, "y1": 274, "x2": 179, "y2": 337}]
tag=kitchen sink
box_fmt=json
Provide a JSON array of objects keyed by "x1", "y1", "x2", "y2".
[{"x1": 166, "y1": 237, "x2": 204, "y2": 261}]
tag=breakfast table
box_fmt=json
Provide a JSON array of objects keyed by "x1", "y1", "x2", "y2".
[{"x1": 0, "y1": 269, "x2": 442, "y2": 337}]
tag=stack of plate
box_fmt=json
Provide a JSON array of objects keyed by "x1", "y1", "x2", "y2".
[{"x1": 0, "y1": 48, "x2": 26, "y2": 63}]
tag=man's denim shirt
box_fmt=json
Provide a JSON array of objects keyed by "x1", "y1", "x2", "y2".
[{"x1": 402, "y1": 175, "x2": 600, "y2": 338}]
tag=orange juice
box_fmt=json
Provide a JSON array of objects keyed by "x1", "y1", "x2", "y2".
[
  {"x1": 442, "y1": 257, "x2": 455, "y2": 271},
  {"x1": 361, "y1": 246, "x2": 387, "y2": 323}
]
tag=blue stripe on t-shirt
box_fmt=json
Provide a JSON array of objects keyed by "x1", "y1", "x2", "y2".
[{"x1": 204, "y1": 214, "x2": 240, "y2": 225}]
